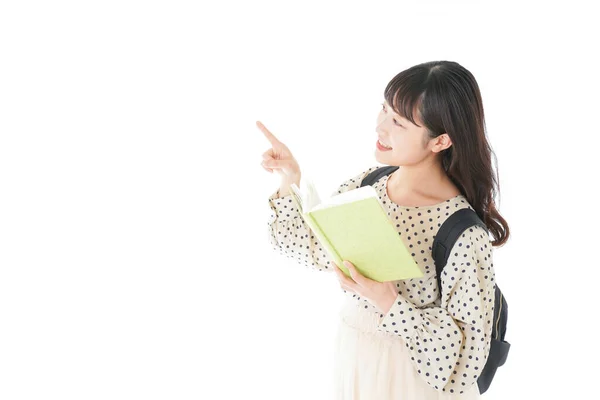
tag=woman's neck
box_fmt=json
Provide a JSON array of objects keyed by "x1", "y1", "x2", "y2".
[{"x1": 387, "y1": 161, "x2": 460, "y2": 201}]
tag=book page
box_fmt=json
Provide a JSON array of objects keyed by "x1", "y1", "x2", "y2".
[
  {"x1": 311, "y1": 185, "x2": 378, "y2": 212},
  {"x1": 303, "y1": 179, "x2": 322, "y2": 211},
  {"x1": 294, "y1": 178, "x2": 380, "y2": 213}
]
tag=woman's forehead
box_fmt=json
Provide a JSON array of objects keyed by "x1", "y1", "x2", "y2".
[
  {"x1": 384, "y1": 100, "x2": 407, "y2": 119},
  {"x1": 384, "y1": 99, "x2": 424, "y2": 127}
]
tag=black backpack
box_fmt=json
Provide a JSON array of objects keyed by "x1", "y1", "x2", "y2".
[{"x1": 360, "y1": 165, "x2": 510, "y2": 395}]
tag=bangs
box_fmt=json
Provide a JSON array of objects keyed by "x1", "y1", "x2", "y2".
[{"x1": 383, "y1": 74, "x2": 425, "y2": 128}]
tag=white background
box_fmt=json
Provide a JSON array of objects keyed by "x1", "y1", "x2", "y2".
[{"x1": 1, "y1": 1, "x2": 599, "y2": 399}]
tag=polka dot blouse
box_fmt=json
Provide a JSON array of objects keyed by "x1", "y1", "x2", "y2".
[{"x1": 267, "y1": 165, "x2": 496, "y2": 394}]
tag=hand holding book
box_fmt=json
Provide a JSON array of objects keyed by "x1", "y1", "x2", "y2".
[
  {"x1": 333, "y1": 260, "x2": 398, "y2": 314},
  {"x1": 288, "y1": 178, "x2": 424, "y2": 282}
]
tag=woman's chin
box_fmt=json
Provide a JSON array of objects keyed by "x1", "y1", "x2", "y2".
[{"x1": 374, "y1": 150, "x2": 389, "y2": 162}]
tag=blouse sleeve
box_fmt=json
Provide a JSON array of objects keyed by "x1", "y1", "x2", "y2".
[
  {"x1": 267, "y1": 165, "x2": 381, "y2": 272},
  {"x1": 376, "y1": 225, "x2": 496, "y2": 395}
]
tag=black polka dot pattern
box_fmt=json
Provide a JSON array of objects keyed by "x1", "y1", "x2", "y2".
[
  {"x1": 267, "y1": 166, "x2": 496, "y2": 394},
  {"x1": 378, "y1": 224, "x2": 495, "y2": 394},
  {"x1": 267, "y1": 166, "x2": 381, "y2": 272}
]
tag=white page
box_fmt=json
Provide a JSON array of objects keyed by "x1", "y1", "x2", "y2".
[{"x1": 293, "y1": 178, "x2": 380, "y2": 213}]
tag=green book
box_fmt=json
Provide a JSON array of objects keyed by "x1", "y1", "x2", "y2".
[{"x1": 288, "y1": 179, "x2": 423, "y2": 282}]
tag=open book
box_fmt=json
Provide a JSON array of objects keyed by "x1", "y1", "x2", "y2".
[{"x1": 288, "y1": 179, "x2": 423, "y2": 282}]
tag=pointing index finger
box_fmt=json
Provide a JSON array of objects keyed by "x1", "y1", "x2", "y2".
[{"x1": 256, "y1": 121, "x2": 280, "y2": 145}]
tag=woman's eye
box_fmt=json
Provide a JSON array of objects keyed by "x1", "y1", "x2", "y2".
[{"x1": 382, "y1": 103, "x2": 403, "y2": 127}]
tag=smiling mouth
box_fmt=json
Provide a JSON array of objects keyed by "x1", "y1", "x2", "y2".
[{"x1": 378, "y1": 139, "x2": 392, "y2": 149}]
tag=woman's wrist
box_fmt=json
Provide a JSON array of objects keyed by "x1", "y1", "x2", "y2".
[
  {"x1": 380, "y1": 289, "x2": 398, "y2": 315},
  {"x1": 279, "y1": 175, "x2": 300, "y2": 197}
]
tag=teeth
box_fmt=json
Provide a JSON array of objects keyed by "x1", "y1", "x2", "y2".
[{"x1": 379, "y1": 139, "x2": 392, "y2": 149}]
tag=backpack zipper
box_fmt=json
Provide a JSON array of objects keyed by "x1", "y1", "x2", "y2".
[{"x1": 495, "y1": 293, "x2": 503, "y2": 338}]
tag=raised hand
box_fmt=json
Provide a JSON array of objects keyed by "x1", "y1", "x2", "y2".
[{"x1": 257, "y1": 120, "x2": 301, "y2": 182}]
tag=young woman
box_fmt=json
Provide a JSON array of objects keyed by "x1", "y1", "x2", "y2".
[{"x1": 259, "y1": 60, "x2": 510, "y2": 399}]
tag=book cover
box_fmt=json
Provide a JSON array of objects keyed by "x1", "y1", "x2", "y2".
[{"x1": 288, "y1": 180, "x2": 423, "y2": 282}]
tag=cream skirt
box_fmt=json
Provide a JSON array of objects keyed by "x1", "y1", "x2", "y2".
[{"x1": 333, "y1": 300, "x2": 481, "y2": 400}]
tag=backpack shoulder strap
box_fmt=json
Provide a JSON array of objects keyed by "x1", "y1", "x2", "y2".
[
  {"x1": 432, "y1": 208, "x2": 488, "y2": 293},
  {"x1": 360, "y1": 165, "x2": 399, "y2": 187}
]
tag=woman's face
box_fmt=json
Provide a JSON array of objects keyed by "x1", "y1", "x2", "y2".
[{"x1": 374, "y1": 100, "x2": 434, "y2": 165}]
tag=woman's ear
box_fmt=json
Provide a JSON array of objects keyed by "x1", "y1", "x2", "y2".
[{"x1": 432, "y1": 133, "x2": 452, "y2": 153}]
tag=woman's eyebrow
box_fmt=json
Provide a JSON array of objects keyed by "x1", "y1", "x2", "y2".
[{"x1": 383, "y1": 101, "x2": 402, "y2": 117}]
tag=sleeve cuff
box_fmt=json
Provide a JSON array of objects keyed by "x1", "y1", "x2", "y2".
[
  {"x1": 268, "y1": 189, "x2": 300, "y2": 223},
  {"x1": 377, "y1": 293, "x2": 419, "y2": 340}
]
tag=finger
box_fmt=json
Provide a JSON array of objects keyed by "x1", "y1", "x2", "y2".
[
  {"x1": 333, "y1": 263, "x2": 350, "y2": 280},
  {"x1": 261, "y1": 164, "x2": 273, "y2": 173},
  {"x1": 262, "y1": 149, "x2": 274, "y2": 160},
  {"x1": 334, "y1": 263, "x2": 358, "y2": 289},
  {"x1": 340, "y1": 282, "x2": 355, "y2": 293},
  {"x1": 257, "y1": 121, "x2": 281, "y2": 146},
  {"x1": 263, "y1": 159, "x2": 289, "y2": 170},
  {"x1": 332, "y1": 262, "x2": 342, "y2": 278},
  {"x1": 334, "y1": 266, "x2": 355, "y2": 293},
  {"x1": 343, "y1": 261, "x2": 367, "y2": 286},
  {"x1": 261, "y1": 159, "x2": 278, "y2": 170},
  {"x1": 261, "y1": 158, "x2": 275, "y2": 170}
]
